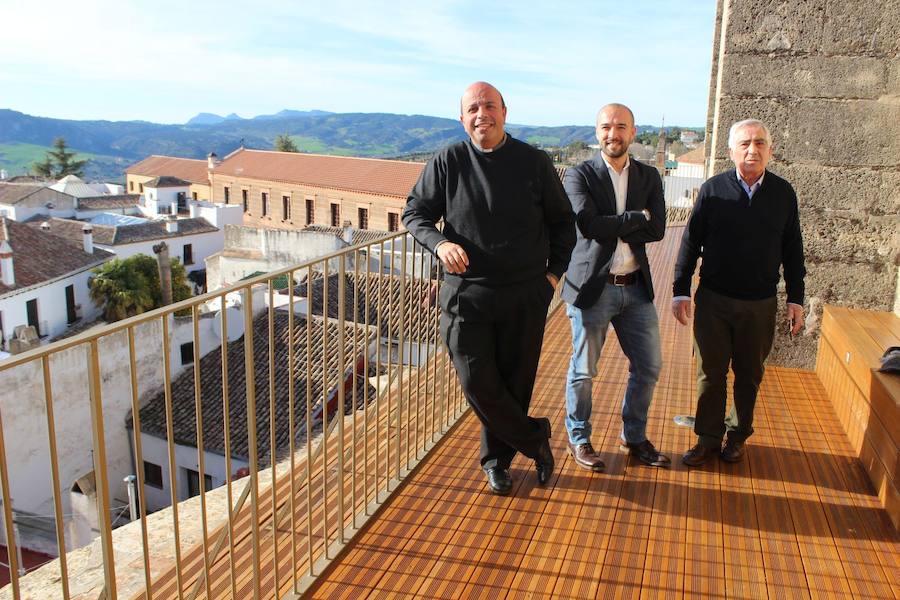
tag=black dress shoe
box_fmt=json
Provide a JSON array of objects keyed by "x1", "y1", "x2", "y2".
[
  {"x1": 568, "y1": 442, "x2": 606, "y2": 472},
  {"x1": 682, "y1": 442, "x2": 719, "y2": 467},
  {"x1": 483, "y1": 467, "x2": 512, "y2": 495},
  {"x1": 622, "y1": 439, "x2": 671, "y2": 467},
  {"x1": 720, "y1": 437, "x2": 746, "y2": 463},
  {"x1": 535, "y1": 417, "x2": 554, "y2": 485}
]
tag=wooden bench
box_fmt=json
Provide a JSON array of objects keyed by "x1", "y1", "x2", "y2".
[{"x1": 817, "y1": 305, "x2": 900, "y2": 528}]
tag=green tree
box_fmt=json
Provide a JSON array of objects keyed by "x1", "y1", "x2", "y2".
[
  {"x1": 274, "y1": 134, "x2": 299, "y2": 153},
  {"x1": 89, "y1": 254, "x2": 191, "y2": 322},
  {"x1": 32, "y1": 137, "x2": 88, "y2": 178}
]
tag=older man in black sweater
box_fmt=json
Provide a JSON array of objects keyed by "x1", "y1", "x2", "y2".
[
  {"x1": 402, "y1": 82, "x2": 575, "y2": 494},
  {"x1": 673, "y1": 119, "x2": 806, "y2": 466}
]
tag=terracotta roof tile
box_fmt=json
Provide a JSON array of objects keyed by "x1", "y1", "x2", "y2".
[
  {"x1": 675, "y1": 146, "x2": 705, "y2": 164},
  {"x1": 0, "y1": 218, "x2": 112, "y2": 295},
  {"x1": 32, "y1": 217, "x2": 218, "y2": 246},
  {"x1": 213, "y1": 149, "x2": 424, "y2": 199},
  {"x1": 301, "y1": 225, "x2": 392, "y2": 245},
  {"x1": 77, "y1": 194, "x2": 141, "y2": 210},
  {"x1": 293, "y1": 271, "x2": 440, "y2": 343},
  {"x1": 125, "y1": 156, "x2": 209, "y2": 185},
  {"x1": 133, "y1": 311, "x2": 377, "y2": 462},
  {"x1": 0, "y1": 183, "x2": 74, "y2": 207}
]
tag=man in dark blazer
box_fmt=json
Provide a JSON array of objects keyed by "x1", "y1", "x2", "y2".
[{"x1": 561, "y1": 103, "x2": 669, "y2": 471}]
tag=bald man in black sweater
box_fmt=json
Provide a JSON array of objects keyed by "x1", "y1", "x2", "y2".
[
  {"x1": 674, "y1": 119, "x2": 806, "y2": 466},
  {"x1": 403, "y1": 82, "x2": 575, "y2": 494}
]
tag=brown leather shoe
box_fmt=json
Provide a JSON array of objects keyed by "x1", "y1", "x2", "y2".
[
  {"x1": 720, "y1": 437, "x2": 746, "y2": 463},
  {"x1": 681, "y1": 442, "x2": 719, "y2": 467},
  {"x1": 567, "y1": 442, "x2": 606, "y2": 472}
]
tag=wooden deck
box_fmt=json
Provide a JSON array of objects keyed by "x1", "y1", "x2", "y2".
[{"x1": 306, "y1": 226, "x2": 900, "y2": 599}]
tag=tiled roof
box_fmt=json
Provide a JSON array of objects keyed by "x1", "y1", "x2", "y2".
[
  {"x1": 133, "y1": 311, "x2": 377, "y2": 462},
  {"x1": 32, "y1": 217, "x2": 219, "y2": 246},
  {"x1": 125, "y1": 156, "x2": 209, "y2": 185},
  {"x1": 77, "y1": 194, "x2": 141, "y2": 210},
  {"x1": 144, "y1": 176, "x2": 191, "y2": 188},
  {"x1": 0, "y1": 182, "x2": 76, "y2": 207},
  {"x1": 292, "y1": 271, "x2": 440, "y2": 343},
  {"x1": 213, "y1": 149, "x2": 425, "y2": 199},
  {"x1": 0, "y1": 217, "x2": 113, "y2": 295},
  {"x1": 301, "y1": 225, "x2": 392, "y2": 245},
  {"x1": 676, "y1": 146, "x2": 705, "y2": 164}
]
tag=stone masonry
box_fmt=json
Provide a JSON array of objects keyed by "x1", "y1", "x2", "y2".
[{"x1": 706, "y1": 0, "x2": 900, "y2": 368}]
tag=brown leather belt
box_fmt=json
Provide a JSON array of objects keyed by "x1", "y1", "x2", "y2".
[{"x1": 607, "y1": 271, "x2": 639, "y2": 286}]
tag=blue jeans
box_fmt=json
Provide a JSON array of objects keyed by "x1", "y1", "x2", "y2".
[{"x1": 565, "y1": 280, "x2": 662, "y2": 446}]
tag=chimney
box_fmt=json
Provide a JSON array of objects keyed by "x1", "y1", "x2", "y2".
[
  {"x1": 207, "y1": 152, "x2": 218, "y2": 170},
  {"x1": 166, "y1": 215, "x2": 178, "y2": 233},
  {"x1": 0, "y1": 240, "x2": 14, "y2": 287},
  {"x1": 189, "y1": 202, "x2": 199, "y2": 218},
  {"x1": 40, "y1": 221, "x2": 50, "y2": 232},
  {"x1": 342, "y1": 219, "x2": 353, "y2": 244},
  {"x1": 82, "y1": 224, "x2": 94, "y2": 254},
  {"x1": 170, "y1": 202, "x2": 177, "y2": 216}
]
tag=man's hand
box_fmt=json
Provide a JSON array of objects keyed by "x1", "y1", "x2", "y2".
[
  {"x1": 436, "y1": 241, "x2": 469, "y2": 274},
  {"x1": 546, "y1": 273, "x2": 559, "y2": 290},
  {"x1": 672, "y1": 298, "x2": 692, "y2": 326},
  {"x1": 787, "y1": 303, "x2": 804, "y2": 337}
]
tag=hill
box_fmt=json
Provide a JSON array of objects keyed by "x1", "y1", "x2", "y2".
[{"x1": 0, "y1": 108, "x2": 688, "y2": 181}]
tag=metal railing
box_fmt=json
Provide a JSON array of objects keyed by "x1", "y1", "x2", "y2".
[{"x1": 0, "y1": 231, "x2": 474, "y2": 599}]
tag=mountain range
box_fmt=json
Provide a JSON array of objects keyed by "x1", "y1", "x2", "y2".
[{"x1": 0, "y1": 108, "x2": 678, "y2": 181}]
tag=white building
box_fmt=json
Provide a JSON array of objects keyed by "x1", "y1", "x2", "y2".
[
  {"x1": 49, "y1": 174, "x2": 124, "y2": 198},
  {"x1": 37, "y1": 201, "x2": 242, "y2": 278},
  {"x1": 672, "y1": 147, "x2": 706, "y2": 179},
  {"x1": 205, "y1": 224, "x2": 389, "y2": 291},
  {"x1": 0, "y1": 217, "x2": 112, "y2": 353}
]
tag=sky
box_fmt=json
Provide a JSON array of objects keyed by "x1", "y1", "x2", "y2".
[{"x1": 0, "y1": 0, "x2": 717, "y2": 127}]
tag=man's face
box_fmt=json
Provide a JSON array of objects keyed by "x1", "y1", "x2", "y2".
[
  {"x1": 729, "y1": 125, "x2": 772, "y2": 181},
  {"x1": 460, "y1": 83, "x2": 507, "y2": 150},
  {"x1": 596, "y1": 106, "x2": 636, "y2": 159}
]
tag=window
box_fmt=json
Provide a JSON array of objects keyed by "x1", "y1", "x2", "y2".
[
  {"x1": 305, "y1": 199, "x2": 314, "y2": 225},
  {"x1": 388, "y1": 212, "x2": 400, "y2": 232},
  {"x1": 183, "y1": 243, "x2": 193, "y2": 265},
  {"x1": 330, "y1": 203, "x2": 340, "y2": 227},
  {"x1": 192, "y1": 191, "x2": 198, "y2": 201},
  {"x1": 261, "y1": 192, "x2": 268, "y2": 216},
  {"x1": 242, "y1": 189, "x2": 248, "y2": 212},
  {"x1": 358, "y1": 207, "x2": 369, "y2": 230},
  {"x1": 185, "y1": 468, "x2": 213, "y2": 498},
  {"x1": 144, "y1": 461, "x2": 163, "y2": 489},
  {"x1": 282, "y1": 195, "x2": 290, "y2": 220},
  {"x1": 139, "y1": 183, "x2": 144, "y2": 193},
  {"x1": 129, "y1": 181, "x2": 134, "y2": 192},
  {"x1": 180, "y1": 341, "x2": 194, "y2": 365},
  {"x1": 224, "y1": 186, "x2": 230, "y2": 204}
]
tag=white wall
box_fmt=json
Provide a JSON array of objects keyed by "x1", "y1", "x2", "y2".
[
  {"x1": 96, "y1": 229, "x2": 223, "y2": 274},
  {"x1": 0, "y1": 317, "x2": 164, "y2": 554},
  {"x1": 137, "y1": 434, "x2": 248, "y2": 513},
  {"x1": 0, "y1": 267, "x2": 104, "y2": 344},
  {"x1": 189, "y1": 201, "x2": 243, "y2": 229},
  {"x1": 672, "y1": 162, "x2": 705, "y2": 178},
  {"x1": 206, "y1": 226, "x2": 349, "y2": 291}
]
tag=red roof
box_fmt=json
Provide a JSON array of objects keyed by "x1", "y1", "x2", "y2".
[
  {"x1": 125, "y1": 156, "x2": 209, "y2": 185},
  {"x1": 213, "y1": 149, "x2": 425, "y2": 199}
]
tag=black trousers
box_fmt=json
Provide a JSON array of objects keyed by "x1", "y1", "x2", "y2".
[
  {"x1": 692, "y1": 287, "x2": 777, "y2": 447},
  {"x1": 439, "y1": 276, "x2": 554, "y2": 469}
]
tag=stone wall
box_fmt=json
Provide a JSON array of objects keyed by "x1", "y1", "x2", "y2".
[{"x1": 707, "y1": 0, "x2": 900, "y2": 368}]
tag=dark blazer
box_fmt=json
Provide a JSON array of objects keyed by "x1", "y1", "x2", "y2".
[{"x1": 560, "y1": 154, "x2": 666, "y2": 309}]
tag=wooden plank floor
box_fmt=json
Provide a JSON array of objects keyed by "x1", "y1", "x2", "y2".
[{"x1": 306, "y1": 226, "x2": 900, "y2": 599}]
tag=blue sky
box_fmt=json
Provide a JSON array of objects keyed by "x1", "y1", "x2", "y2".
[{"x1": 0, "y1": 0, "x2": 717, "y2": 127}]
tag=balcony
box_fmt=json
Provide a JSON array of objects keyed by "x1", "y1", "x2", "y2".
[{"x1": 0, "y1": 224, "x2": 897, "y2": 599}]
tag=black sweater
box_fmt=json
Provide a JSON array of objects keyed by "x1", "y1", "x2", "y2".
[
  {"x1": 673, "y1": 169, "x2": 806, "y2": 305},
  {"x1": 402, "y1": 136, "x2": 575, "y2": 286}
]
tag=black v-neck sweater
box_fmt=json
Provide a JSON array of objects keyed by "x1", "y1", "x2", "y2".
[{"x1": 673, "y1": 169, "x2": 805, "y2": 305}]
